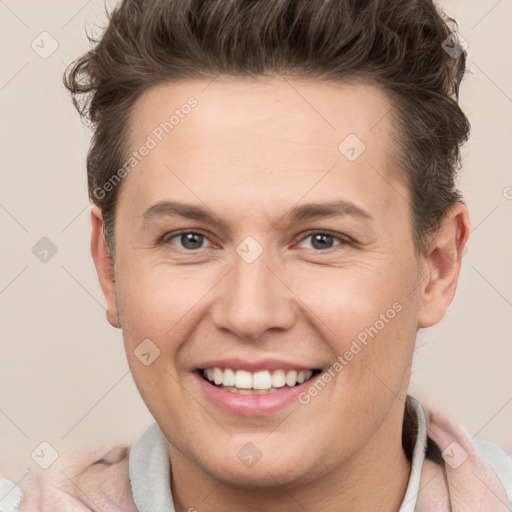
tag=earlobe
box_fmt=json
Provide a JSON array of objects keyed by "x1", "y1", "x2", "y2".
[
  {"x1": 90, "y1": 206, "x2": 120, "y2": 329},
  {"x1": 417, "y1": 203, "x2": 470, "y2": 328}
]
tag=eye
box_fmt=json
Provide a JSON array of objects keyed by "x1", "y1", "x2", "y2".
[
  {"x1": 163, "y1": 231, "x2": 214, "y2": 251},
  {"x1": 296, "y1": 231, "x2": 347, "y2": 251}
]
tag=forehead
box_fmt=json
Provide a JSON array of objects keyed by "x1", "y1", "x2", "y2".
[
  {"x1": 119, "y1": 77, "x2": 406, "y2": 225},
  {"x1": 130, "y1": 76, "x2": 395, "y2": 155}
]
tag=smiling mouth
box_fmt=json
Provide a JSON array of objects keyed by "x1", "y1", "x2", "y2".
[{"x1": 198, "y1": 367, "x2": 322, "y2": 394}]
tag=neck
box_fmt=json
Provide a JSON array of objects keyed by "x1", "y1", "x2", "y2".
[{"x1": 170, "y1": 401, "x2": 411, "y2": 512}]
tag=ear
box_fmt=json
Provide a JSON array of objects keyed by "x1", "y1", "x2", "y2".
[
  {"x1": 417, "y1": 202, "x2": 470, "y2": 328},
  {"x1": 90, "y1": 206, "x2": 120, "y2": 328}
]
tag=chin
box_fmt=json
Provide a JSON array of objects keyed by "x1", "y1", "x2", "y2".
[{"x1": 202, "y1": 450, "x2": 314, "y2": 489}]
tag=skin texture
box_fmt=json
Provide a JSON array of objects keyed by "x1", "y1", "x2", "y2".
[{"x1": 91, "y1": 77, "x2": 469, "y2": 512}]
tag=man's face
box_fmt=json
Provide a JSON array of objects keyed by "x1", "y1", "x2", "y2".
[{"x1": 110, "y1": 78, "x2": 424, "y2": 486}]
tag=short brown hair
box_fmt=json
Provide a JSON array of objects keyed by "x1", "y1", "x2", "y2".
[{"x1": 63, "y1": 0, "x2": 470, "y2": 257}]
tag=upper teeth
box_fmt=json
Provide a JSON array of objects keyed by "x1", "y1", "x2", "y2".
[{"x1": 203, "y1": 368, "x2": 313, "y2": 389}]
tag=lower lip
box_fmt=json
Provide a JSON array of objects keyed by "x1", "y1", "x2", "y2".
[{"x1": 194, "y1": 371, "x2": 322, "y2": 416}]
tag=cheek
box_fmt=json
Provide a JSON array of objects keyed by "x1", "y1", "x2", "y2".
[
  {"x1": 298, "y1": 258, "x2": 415, "y2": 333},
  {"x1": 115, "y1": 263, "x2": 223, "y2": 405},
  {"x1": 116, "y1": 262, "x2": 210, "y2": 340},
  {"x1": 296, "y1": 257, "x2": 419, "y2": 389}
]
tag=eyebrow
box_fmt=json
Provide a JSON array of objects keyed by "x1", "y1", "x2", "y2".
[
  {"x1": 285, "y1": 200, "x2": 372, "y2": 223},
  {"x1": 141, "y1": 199, "x2": 372, "y2": 230},
  {"x1": 142, "y1": 201, "x2": 230, "y2": 231}
]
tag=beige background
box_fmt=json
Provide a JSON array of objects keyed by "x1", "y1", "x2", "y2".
[{"x1": 1, "y1": 0, "x2": 511, "y2": 481}]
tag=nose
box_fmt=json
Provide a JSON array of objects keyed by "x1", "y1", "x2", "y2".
[{"x1": 210, "y1": 246, "x2": 296, "y2": 341}]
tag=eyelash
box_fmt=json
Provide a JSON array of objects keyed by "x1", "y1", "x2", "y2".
[{"x1": 161, "y1": 230, "x2": 352, "y2": 252}]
